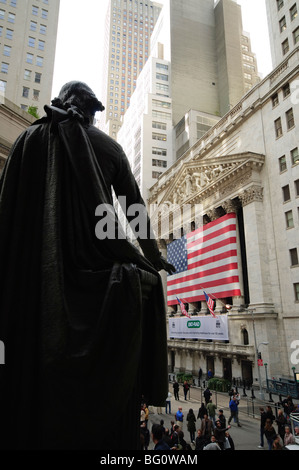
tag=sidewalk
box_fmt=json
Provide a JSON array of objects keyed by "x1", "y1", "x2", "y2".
[{"x1": 146, "y1": 383, "x2": 298, "y2": 450}]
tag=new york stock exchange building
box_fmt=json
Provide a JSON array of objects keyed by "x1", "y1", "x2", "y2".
[{"x1": 148, "y1": 48, "x2": 299, "y2": 391}]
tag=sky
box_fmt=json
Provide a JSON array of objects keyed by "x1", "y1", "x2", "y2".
[{"x1": 51, "y1": 0, "x2": 273, "y2": 101}]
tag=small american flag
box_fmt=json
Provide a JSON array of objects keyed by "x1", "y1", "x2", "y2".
[
  {"x1": 204, "y1": 291, "x2": 216, "y2": 317},
  {"x1": 176, "y1": 297, "x2": 191, "y2": 318},
  {"x1": 167, "y1": 213, "x2": 241, "y2": 306}
]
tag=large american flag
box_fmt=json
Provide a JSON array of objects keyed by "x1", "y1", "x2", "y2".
[{"x1": 167, "y1": 213, "x2": 241, "y2": 306}]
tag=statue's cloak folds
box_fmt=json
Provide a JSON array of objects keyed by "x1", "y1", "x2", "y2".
[{"x1": 0, "y1": 106, "x2": 168, "y2": 450}]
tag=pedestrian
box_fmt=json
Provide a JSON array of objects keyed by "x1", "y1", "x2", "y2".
[
  {"x1": 224, "y1": 431, "x2": 235, "y2": 450},
  {"x1": 207, "y1": 399, "x2": 217, "y2": 425},
  {"x1": 186, "y1": 408, "x2": 196, "y2": 443},
  {"x1": 151, "y1": 424, "x2": 171, "y2": 451},
  {"x1": 165, "y1": 391, "x2": 172, "y2": 414},
  {"x1": 283, "y1": 426, "x2": 295, "y2": 446},
  {"x1": 162, "y1": 428, "x2": 172, "y2": 448},
  {"x1": 203, "y1": 387, "x2": 212, "y2": 405},
  {"x1": 272, "y1": 434, "x2": 283, "y2": 450},
  {"x1": 198, "y1": 402, "x2": 208, "y2": 421},
  {"x1": 175, "y1": 407, "x2": 184, "y2": 424},
  {"x1": 170, "y1": 424, "x2": 180, "y2": 448},
  {"x1": 160, "y1": 419, "x2": 166, "y2": 435},
  {"x1": 218, "y1": 409, "x2": 226, "y2": 428},
  {"x1": 264, "y1": 418, "x2": 277, "y2": 450},
  {"x1": 228, "y1": 396, "x2": 241, "y2": 427},
  {"x1": 183, "y1": 380, "x2": 190, "y2": 400},
  {"x1": 173, "y1": 381, "x2": 180, "y2": 400},
  {"x1": 195, "y1": 429, "x2": 205, "y2": 451},
  {"x1": 203, "y1": 435, "x2": 221, "y2": 450},
  {"x1": 156, "y1": 406, "x2": 162, "y2": 414},
  {"x1": 207, "y1": 369, "x2": 214, "y2": 380},
  {"x1": 258, "y1": 407, "x2": 267, "y2": 449},
  {"x1": 265, "y1": 405, "x2": 275, "y2": 424},
  {"x1": 143, "y1": 403, "x2": 149, "y2": 428},
  {"x1": 140, "y1": 421, "x2": 150, "y2": 450},
  {"x1": 200, "y1": 414, "x2": 214, "y2": 445},
  {"x1": 275, "y1": 409, "x2": 287, "y2": 440},
  {"x1": 177, "y1": 430, "x2": 188, "y2": 450},
  {"x1": 198, "y1": 367, "x2": 203, "y2": 387},
  {"x1": 213, "y1": 420, "x2": 231, "y2": 450}
]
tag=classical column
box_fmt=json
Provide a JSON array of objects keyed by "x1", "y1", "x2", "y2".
[{"x1": 238, "y1": 185, "x2": 271, "y2": 305}]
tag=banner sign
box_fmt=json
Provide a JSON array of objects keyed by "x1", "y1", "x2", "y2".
[{"x1": 168, "y1": 315, "x2": 229, "y2": 341}]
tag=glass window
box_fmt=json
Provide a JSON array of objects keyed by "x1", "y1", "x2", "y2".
[
  {"x1": 295, "y1": 179, "x2": 299, "y2": 196},
  {"x1": 282, "y1": 38, "x2": 289, "y2": 55},
  {"x1": 282, "y1": 184, "x2": 291, "y2": 202},
  {"x1": 290, "y1": 4, "x2": 297, "y2": 21},
  {"x1": 290, "y1": 248, "x2": 299, "y2": 266},
  {"x1": 279, "y1": 16, "x2": 287, "y2": 32},
  {"x1": 293, "y1": 26, "x2": 299, "y2": 44},
  {"x1": 274, "y1": 117, "x2": 283, "y2": 138},
  {"x1": 26, "y1": 52, "x2": 33, "y2": 64},
  {"x1": 272, "y1": 93, "x2": 279, "y2": 107},
  {"x1": 285, "y1": 210, "x2": 294, "y2": 228},
  {"x1": 291, "y1": 147, "x2": 299, "y2": 164},
  {"x1": 1, "y1": 62, "x2": 8, "y2": 73},
  {"x1": 286, "y1": 108, "x2": 295, "y2": 129},
  {"x1": 294, "y1": 283, "x2": 299, "y2": 301},
  {"x1": 279, "y1": 155, "x2": 287, "y2": 172},
  {"x1": 5, "y1": 28, "x2": 13, "y2": 40},
  {"x1": 22, "y1": 86, "x2": 29, "y2": 98},
  {"x1": 24, "y1": 69, "x2": 31, "y2": 80},
  {"x1": 28, "y1": 37, "x2": 35, "y2": 48},
  {"x1": 3, "y1": 45, "x2": 11, "y2": 56}
]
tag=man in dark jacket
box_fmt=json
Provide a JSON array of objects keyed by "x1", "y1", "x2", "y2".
[
  {"x1": 152, "y1": 424, "x2": 171, "y2": 450},
  {"x1": 0, "y1": 81, "x2": 175, "y2": 450}
]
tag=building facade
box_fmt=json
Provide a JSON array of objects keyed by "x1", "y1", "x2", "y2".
[
  {"x1": 0, "y1": 0, "x2": 60, "y2": 113},
  {"x1": 99, "y1": 0, "x2": 162, "y2": 138},
  {"x1": 147, "y1": 47, "x2": 299, "y2": 385},
  {"x1": 266, "y1": 0, "x2": 299, "y2": 68}
]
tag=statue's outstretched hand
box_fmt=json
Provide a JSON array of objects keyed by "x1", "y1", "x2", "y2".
[{"x1": 153, "y1": 255, "x2": 176, "y2": 275}]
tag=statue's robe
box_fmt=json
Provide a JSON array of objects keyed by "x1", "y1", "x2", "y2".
[{"x1": 0, "y1": 106, "x2": 168, "y2": 450}]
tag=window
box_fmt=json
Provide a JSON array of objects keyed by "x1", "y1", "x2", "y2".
[
  {"x1": 24, "y1": 69, "x2": 31, "y2": 81},
  {"x1": 277, "y1": 0, "x2": 284, "y2": 11},
  {"x1": 294, "y1": 283, "x2": 299, "y2": 301},
  {"x1": 30, "y1": 21, "x2": 37, "y2": 31},
  {"x1": 290, "y1": 3, "x2": 298, "y2": 21},
  {"x1": 152, "y1": 171, "x2": 162, "y2": 179},
  {"x1": 282, "y1": 184, "x2": 291, "y2": 202},
  {"x1": 272, "y1": 93, "x2": 279, "y2": 107},
  {"x1": 0, "y1": 26, "x2": 2, "y2": 36},
  {"x1": 293, "y1": 26, "x2": 299, "y2": 44},
  {"x1": 275, "y1": 117, "x2": 283, "y2": 138},
  {"x1": 283, "y1": 83, "x2": 290, "y2": 97},
  {"x1": 1, "y1": 62, "x2": 8, "y2": 73},
  {"x1": 0, "y1": 9, "x2": 4, "y2": 20},
  {"x1": 36, "y1": 56, "x2": 43, "y2": 67},
  {"x1": 152, "y1": 147, "x2": 167, "y2": 156},
  {"x1": 156, "y1": 63, "x2": 168, "y2": 70},
  {"x1": 286, "y1": 108, "x2": 295, "y2": 129},
  {"x1": 40, "y1": 24, "x2": 47, "y2": 35},
  {"x1": 290, "y1": 248, "x2": 299, "y2": 266},
  {"x1": 41, "y1": 9, "x2": 48, "y2": 19},
  {"x1": 152, "y1": 110, "x2": 171, "y2": 120},
  {"x1": 152, "y1": 99, "x2": 171, "y2": 109},
  {"x1": 0, "y1": 79, "x2": 6, "y2": 95},
  {"x1": 38, "y1": 40, "x2": 45, "y2": 51},
  {"x1": 156, "y1": 73, "x2": 168, "y2": 81},
  {"x1": 152, "y1": 159, "x2": 167, "y2": 168},
  {"x1": 152, "y1": 121, "x2": 166, "y2": 130},
  {"x1": 7, "y1": 12, "x2": 15, "y2": 22},
  {"x1": 6, "y1": 28, "x2": 13, "y2": 40},
  {"x1": 291, "y1": 147, "x2": 299, "y2": 164},
  {"x1": 3, "y1": 45, "x2": 11, "y2": 56},
  {"x1": 282, "y1": 38, "x2": 289, "y2": 55},
  {"x1": 32, "y1": 5, "x2": 38, "y2": 15},
  {"x1": 28, "y1": 37, "x2": 35, "y2": 48},
  {"x1": 26, "y1": 53, "x2": 33, "y2": 64},
  {"x1": 22, "y1": 86, "x2": 29, "y2": 98},
  {"x1": 152, "y1": 132, "x2": 167, "y2": 141},
  {"x1": 33, "y1": 89, "x2": 39, "y2": 101},
  {"x1": 279, "y1": 16, "x2": 287, "y2": 32},
  {"x1": 285, "y1": 210, "x2": 294, "y2": 228},
  {"x1": 295, "y1": 179, "x2": 299, "y2": 196}
]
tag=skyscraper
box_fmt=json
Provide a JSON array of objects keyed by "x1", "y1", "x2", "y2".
[
  {"x1": 0, "y1": 0, "x2": 60, "y2": 113},
  {"x1": 266, "y1": 0, "x2": 299, "y2": 68},
  {"x1": 100, "y1": 0, "x2": 162, "y2": 138}
]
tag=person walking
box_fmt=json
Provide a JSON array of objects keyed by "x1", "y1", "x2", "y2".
[
  {"x1": 228, "y1": 396, "x2": 241, "y2": 427},
  {"x1": 198, "y1": 403, "x2": 208, "y2": 421},
  {"x1": 186, "y1": 408, "x2": 197, "y2": 443},
  {"x1": 183, "y1": 380, "x2": 190, "y2": 400},
  {"x1": 203, "y1": 435, "x2": 221, "y2": 450},
  {"x1": 207, "y1": 399, "x2": 217, "y2": 426},
  {"x1": 258, "y1": 407, "x2": 267, "y2": 449},
  {"x1": 213, "y1": 420, "x2": 231, "y2": 450},
  {"x1": 200, "y1": 414, "x2": 214, "y2": 445},
  {"x1": 275, "y1": 409, "x2": 287, "y2": 441},
  {"x1": 198, "y1": 367, "x2": 203, "y2": 387},
  {"x1": 283, "y1": 426, "x2": 295, "y2": 447},
  {"x1": 264, "y1": 418, "x2": 277, "y2": 450},
  {"x1": 175, "y1": 407, "x2": 184, "y2": 425},
  {"x1": 203, "y1": 387, "x2": 212, "y2": 405},
  {"x1": 195, "y1": 430, "x2": 205, "y2": 451},
  {"x1": 173, "y1": 381, "x2": 180, "y2": 400},
  {"x1": 165, "y1": 391, "x2": 172, "y2": 414}
]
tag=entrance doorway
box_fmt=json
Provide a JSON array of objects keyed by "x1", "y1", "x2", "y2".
[
  {"x1": 223, "y1": 358, "x2": 232, "y2": 381},
  {"x1": 241, "y1": 360, "x2": 253, "y2": 387}
]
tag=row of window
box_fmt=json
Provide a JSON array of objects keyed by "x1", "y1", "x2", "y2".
[
  {"x1": 282, "y1": 179, "x2": 299, "y2": 202},
  {"x1": 279, "y1": 148, "x2": 298, "y2": 171},
  {"x1": 152, "y1": 159, "x2": 167, "y2": 168},
  {"x1": 21, "y1": 86, "x2": 39, "y2": 101},
  {"x1": 279, "y1": 3, "x2": 297, "y2": 32},
  {"x1": 0, "y1": 0, "x2": 17, "y2": 7},
  {"x1": 281, "y1": 26, "x2": 299, "y2": 55},
  {"x1": 274, "y1": 107, "x2": 295, "y2": 138}
]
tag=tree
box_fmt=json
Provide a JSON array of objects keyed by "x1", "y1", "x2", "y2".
[{"x1": 28, "y1": 105, "x2": 39, "y2": 119}]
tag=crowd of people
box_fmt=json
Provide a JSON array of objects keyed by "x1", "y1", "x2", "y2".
[
  {"x1": 139, "y1": 386, "x2": 299, "y2": 451},
  {"x1": 258, "y1": 395, "x2": 299, "y2": 450}
]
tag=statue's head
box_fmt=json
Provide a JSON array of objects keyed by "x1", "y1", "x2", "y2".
[{"x1": 52, "y1": 81, "x2": 105, "y2": 120}]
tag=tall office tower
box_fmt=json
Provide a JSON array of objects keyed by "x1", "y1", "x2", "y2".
[
  {"x1": 266, "y1": 0, "x2": 299, "y2": 68},
  {"x1": 100, "y1": 0, "x2": 162, "y2": 138},
  {"x1": 0, "y1": 0, "x2": 60, "y2": 113}
]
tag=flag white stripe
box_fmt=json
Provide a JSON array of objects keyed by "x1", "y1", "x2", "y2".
[
  {"x1": 167, "y1": 282, "x2": 241, "y2": 302},
  {"x1": 167, "y1": 269, "x2": 240, "y2": 293}
]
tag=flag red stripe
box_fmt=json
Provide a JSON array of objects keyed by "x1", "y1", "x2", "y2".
[
  {"x1": 186, "y1": 213, "x2": 237, "y2": 238},
  {"x1": 188, "y1": 249, "x2": 237, "y2": 270},
  {"x1": 168, "y1": 289, "x2": 241, "y2": 305},
  {"x1": 188, "y1": 236, "x2": 237, "y2": 259},
  {"x1": 167, "y1": 263, "x2": 239, "y2": 287},
  {"x1": 187, "y1": 224, "x2": 237, "y2": 250},
  {"x1": 168, "y1": 276, "x2": 240, "y2": 296}
]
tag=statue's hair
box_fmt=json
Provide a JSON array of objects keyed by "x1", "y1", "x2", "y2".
[{"x1": 52, "y1": 81, "x2": 105, "y2": 116}]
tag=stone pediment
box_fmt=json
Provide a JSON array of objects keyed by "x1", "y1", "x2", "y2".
[
  {"x1": 148, "y1": 152, "x2": 265, "y2": 236},
  {"x1": 149, "y1": 152, "x2": 265, "y2": 208}
]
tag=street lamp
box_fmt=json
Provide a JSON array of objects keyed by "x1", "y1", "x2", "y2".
[{"x1": 256, "y1": 341, "x2": 269, "y2": 400}]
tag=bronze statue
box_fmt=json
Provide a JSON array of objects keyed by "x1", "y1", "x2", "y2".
[{"x1": 0, "y1": 81, "x2": 175, "y2": 450}]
